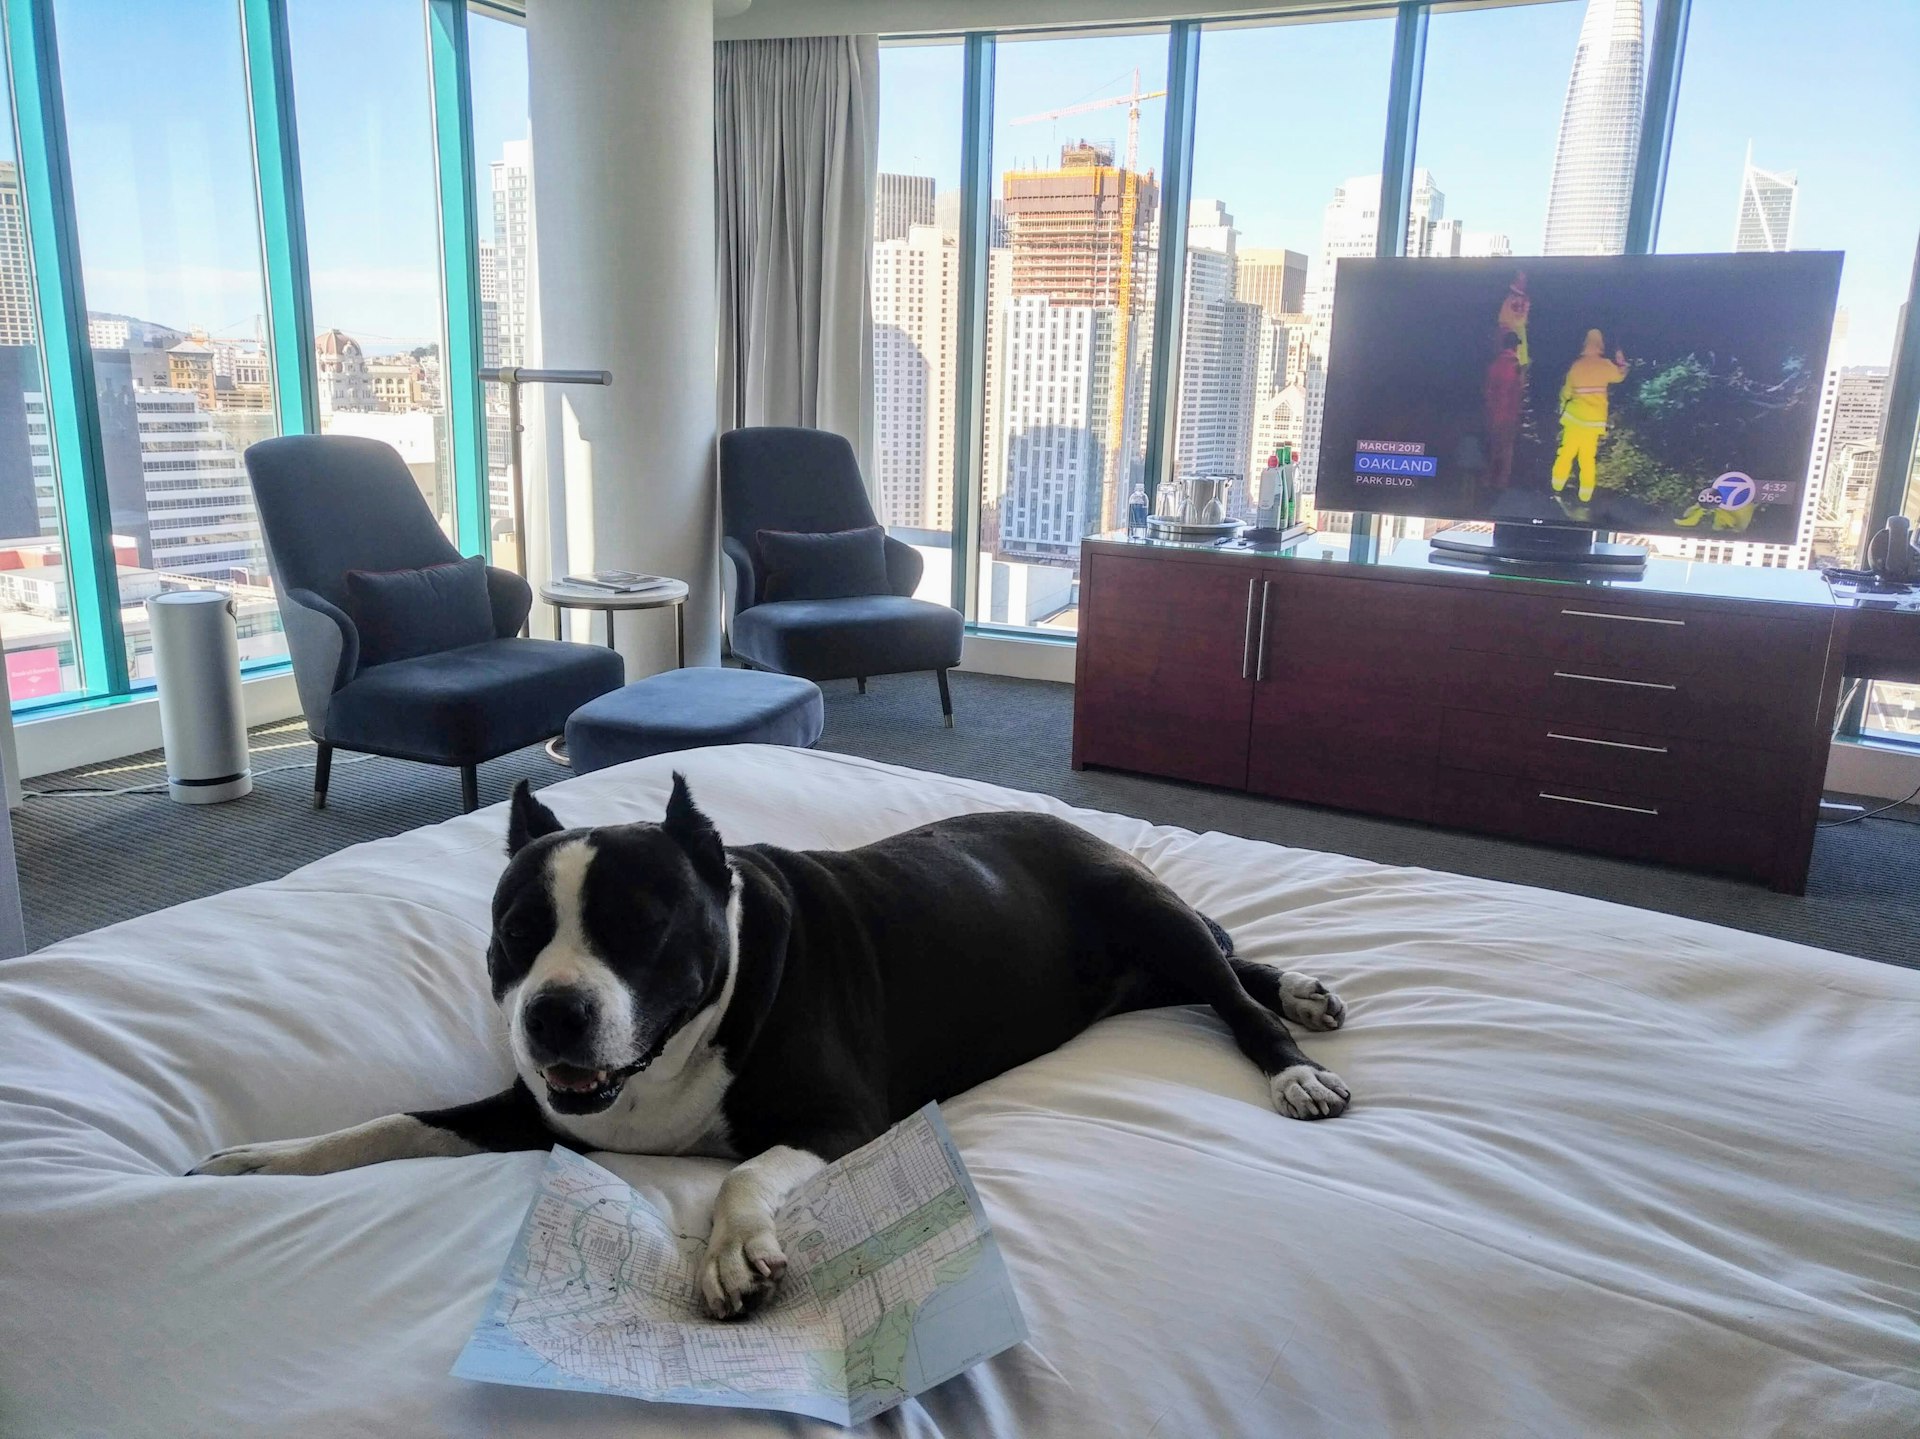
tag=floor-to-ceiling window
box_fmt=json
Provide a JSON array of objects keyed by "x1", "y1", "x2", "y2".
[
  {"x1": 468, "y1": 3, "x2": 531, "y2": 567},
  {"x1": 0, "y1": 49, "x2": 82, "y2": 702},
  {"x1": 1653, "y1": 0, "x2": 1920, "y2": 579},
  {"x1": 52, "y1": 0, "x2": 285, "y2": 685},
  {"x1": 288, "y1": 0, "x2": 454, "y2": 537},
  {"x1": 975, "y1": 28, "x2": 1170, "y2": 633},
  {"x1": 871, "y1": 39, "x2": 963, "y2": 606},
  {"x1": 1175, "y1": 12, "x2": 1396, "y2": 535}
]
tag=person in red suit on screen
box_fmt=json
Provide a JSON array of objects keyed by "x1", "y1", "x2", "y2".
[{"x1": 1482, "y1": 332, "x2": 1523, "y2": 489}]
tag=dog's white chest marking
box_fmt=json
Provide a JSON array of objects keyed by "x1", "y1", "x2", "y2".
[{"x1": 539, "y1": 871, "x2": 745, "y2": 1158}]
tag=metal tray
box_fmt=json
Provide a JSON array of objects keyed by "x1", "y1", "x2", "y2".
[{"x1": 1147, "y1": 515, "x2": 1243, "y2": 541}]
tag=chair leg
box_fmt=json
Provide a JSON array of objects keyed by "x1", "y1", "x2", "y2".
[
  {"x1": 313, "y1": 741, "x2": 333, "y2": 809},
  {"x1": 459, "y1": 764, "x2": 479, "y2": 814},
  {"x1": 857, "y1": 676, "x2": 867, "y2": 694},
  {"x1": 936, "y1": 668, "x2": 953, "y2": 728}
]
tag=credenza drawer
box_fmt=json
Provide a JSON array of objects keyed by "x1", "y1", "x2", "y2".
[
  {"x1": 1437, "y1": 709, "x2": 1799, "y2": 811},
  {"x1": 1443, "y1": 648, "x2": 1822, "y2": 750},
  {"x1": 1450, "y1": 590, "x2": 1829, "y2": 681},
  {"x1": 1432, "y1": 769, "x2": 1781, "y2": 880}
]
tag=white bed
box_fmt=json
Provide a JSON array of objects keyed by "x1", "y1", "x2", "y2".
[{"x1": 1, "y1": 746, "x2": 1913, "y2": 1437}]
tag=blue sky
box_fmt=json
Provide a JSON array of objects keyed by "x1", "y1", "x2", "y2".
[
  {"x1": 11, "y1": 2, "x2": 1915, "y2": 366},
  {"x1": 41, "y1": 0, "x2": 528, "y2": 351},
  {"x1": 881, "y1": 0, "x2": 1920, "y2": 368}
]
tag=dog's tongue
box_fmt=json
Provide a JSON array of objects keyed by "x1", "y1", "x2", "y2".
[{"x1": 544, "y1": 1063, "x2": 608, "y2": 1092}]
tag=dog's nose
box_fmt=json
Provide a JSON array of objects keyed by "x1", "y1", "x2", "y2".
[{"x1": 524, "y1": 987, "x2": 596, "y2": 1054}]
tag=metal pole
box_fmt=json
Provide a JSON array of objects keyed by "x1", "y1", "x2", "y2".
[{"x1": 478, "y1": 367, "x2": 612, "y2": 587}]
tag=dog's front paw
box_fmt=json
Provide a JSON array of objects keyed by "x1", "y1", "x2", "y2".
[
  {"x1": 1278, "y1": 971, "x2": 1346, "y2": 1031},
  {"x1": 1270, "y1": 1064, "x2": 1350, "y2": 1120},
  {"x1": 189, "y1": 1137, "x2": 329, "y2": 1177},
  {"x1": 699, "y1": 1213, "x2": 788, "y2": 1320}
]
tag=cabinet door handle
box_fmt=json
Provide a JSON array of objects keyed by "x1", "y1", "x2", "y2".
[
  {"x1": 1539, "y1": 791, "x2": 1660, "y2": 817},
  {"x1": 1254, "y1": 580, "x2": 1271, "y2": 682},
  {"x1": 1547, "y1": 731, "x2": 1670, "y2": 754},
  {"x1": 1552, "y1": 670, "x2": 1678, "y2": 692},
  {"x1": 1560, "y1": 608, "x2": 1685, "y2": 627},
  {"x1": 1241, "y1": 577, "x2": 1256, "y2": 680}
]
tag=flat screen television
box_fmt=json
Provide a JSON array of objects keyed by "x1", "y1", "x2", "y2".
[{"x1": 1313, "y1": 252, "x2": 1843, "y2": 566}]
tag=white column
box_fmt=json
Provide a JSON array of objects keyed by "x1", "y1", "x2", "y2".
[{"x1": 526, "y1": 0, "x2": 718, "y2": 675}]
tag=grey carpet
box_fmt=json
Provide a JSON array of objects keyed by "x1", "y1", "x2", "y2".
[{"x1": 14, "y1": 670, "x2": 1917, "y2": 967}]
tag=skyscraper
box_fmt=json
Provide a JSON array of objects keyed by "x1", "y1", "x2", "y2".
[
  {"x1": 1734, "y1": 145, "x2": 1798, "y2": 253},
  {"x1": 1237, "y1": 248, "x2": 1307, "y2": 317},
  {"x1": 491, "y1": 140, "x2": 533, "y2": 369},
  {"x1": 0, "y1": 162, "x2": 35, "y2": 347},
  {"x1": 999, "y1": 141, "x2": 1159, "y2": 537},
  {"x1": 870, "y1": 223, "x2": 958, "y2": 532},
  {"x1": 873, "y1": 173, "x2": 935, "y2": 243},
  {"x1": 1174, "y1": 202, "x2": 1260, "y2": 509},
  {"x1": 1542, "y1": 0, "x2": 1644, "y2": 256}
]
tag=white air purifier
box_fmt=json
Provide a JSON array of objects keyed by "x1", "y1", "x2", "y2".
[{"x1": 147, "y1": 591, "x2": 252, "y2": 804}]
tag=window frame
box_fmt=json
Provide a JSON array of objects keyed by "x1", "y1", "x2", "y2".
[{"x1": 0, "y1": 0, "x2": 504, "y2": 718}]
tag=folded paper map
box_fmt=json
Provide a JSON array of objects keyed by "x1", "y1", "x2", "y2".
[{"x1": 452, "y1": 1104, "x2": 1027, "y2": 1426}]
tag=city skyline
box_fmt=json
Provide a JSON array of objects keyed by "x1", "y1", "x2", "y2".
[
  {"x1": 880, "y1": 0, "x2": 1919, "y2": 369},
  {"x1": 873, "y1": 0, "x2": 1913, "y2": 588}
]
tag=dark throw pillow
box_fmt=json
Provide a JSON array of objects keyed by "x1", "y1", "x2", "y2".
[
  {"x1": 755, "y1": 525, "x2": 890, "y2": 603},
  {"x1": 344, "y1": 554, "x2": 495, "y2": 667}
]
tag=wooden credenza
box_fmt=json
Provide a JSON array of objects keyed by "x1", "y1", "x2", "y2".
[{"x1": 1072, "y1": 536, "x2": 1846, "y2": 892}]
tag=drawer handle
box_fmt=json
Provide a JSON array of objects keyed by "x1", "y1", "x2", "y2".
[
  {"x1": 1255, "y1": 580, "x2": 1271, "y2": 682},
  {"x1": 1561, "y1": 608, "x2": 1685, "y2": 627},
  {"x1": 1539, "y1": 791, "x2": 1660, "y2": 817},
  {"x1": 1553, "y1": 670, "x2": 1678, "y2": 692},
  {"x1": 1241, "y1": 577, "x2": 1255, "y2": 681},
  {"x1": 1547, "y1": 731, "x2": 1670, "y2": 754}
]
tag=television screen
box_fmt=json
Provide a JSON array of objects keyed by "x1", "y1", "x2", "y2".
[{"x1": 1314, "y1": 253, "x2": 1843, "y2": 543}]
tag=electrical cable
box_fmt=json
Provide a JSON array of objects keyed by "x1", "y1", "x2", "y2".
[{"x1": 1818, "y1": 777, "x2": 1920, "y2": 827}]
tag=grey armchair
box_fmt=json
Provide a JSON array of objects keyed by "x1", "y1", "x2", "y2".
[
  {"x1": 245, "y1": 435, "x2": 624, "y2": 812},
  {"x1": 721, "y1": 427, "x2": 964, "y2": 724}
]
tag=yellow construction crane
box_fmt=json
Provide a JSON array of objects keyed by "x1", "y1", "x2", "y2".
[{"x1": 1014, "y1": 70, "x2": 1165, "y2": 532}]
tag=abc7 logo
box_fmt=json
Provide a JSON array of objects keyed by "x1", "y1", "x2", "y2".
[{"x1": 1695, "y1": 472, "x2": 1756, "y2": 510}]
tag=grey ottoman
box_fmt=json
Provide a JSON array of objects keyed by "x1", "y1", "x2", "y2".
[{"x1": 564, "y1": 667, "x2": 825, "y2": 775}]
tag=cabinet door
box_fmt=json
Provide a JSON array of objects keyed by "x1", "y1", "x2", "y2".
[
  {"x1": 1074, "y1": 550, "x2": 1257, "y2": 789},
  {"x1": 1246, "y1": 573, "x2": 1456, "y2": 820}
]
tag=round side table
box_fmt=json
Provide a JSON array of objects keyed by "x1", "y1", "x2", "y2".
[{"x1": 539, "y1": 577, "x2": 689, "y2": 667}]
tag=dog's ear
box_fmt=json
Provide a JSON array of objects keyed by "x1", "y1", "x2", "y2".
[
  {"x1": 662, "y1": 772, "x2": 729, "y2": 890},
  {"x1": 507, "y1": 780, "x2": 564, "y2": 856}
]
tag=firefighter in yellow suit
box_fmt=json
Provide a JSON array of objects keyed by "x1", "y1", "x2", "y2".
[{"x1": 1552, "y1": 329, "x2": 1630, "y2": 503}]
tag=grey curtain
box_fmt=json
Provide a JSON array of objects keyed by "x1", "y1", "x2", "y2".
[{"x1": 714, "y1": 35, "x2": 879, "y2": 485}]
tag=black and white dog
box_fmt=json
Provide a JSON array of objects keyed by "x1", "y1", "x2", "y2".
[{"x1": 195, "y1": 778, "x2": 1350, "y2": 1318}]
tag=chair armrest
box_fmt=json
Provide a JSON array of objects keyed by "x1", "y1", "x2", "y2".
[
  {"x1": 883, "y1": 535, "x2": 924, "y2": 598},
  {"x1": 485, "y1": 565, "x2": 533, "y2": 637},
  {"x1": 279, "y1": 587, "x2": 359, "y2": 737},
  {"x1": 723, "y1": 535, "x2": 758, "y2": 616}
]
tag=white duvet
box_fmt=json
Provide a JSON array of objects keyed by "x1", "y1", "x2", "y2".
[{"x1": 0, "y1": 745, "x2": 1913, "y2": 1437}]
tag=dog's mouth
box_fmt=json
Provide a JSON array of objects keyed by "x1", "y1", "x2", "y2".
[
  {"x1": 537, "y1": 1023, "x2": 679, "y2": 1114},
  {"x1": 539, "y1": 1060, "x2": 640, "y2": 1113}
]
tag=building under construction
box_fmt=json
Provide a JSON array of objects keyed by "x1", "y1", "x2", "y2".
[{"x1": 995, "y1": 141, "x2": 1160, "y2": 551}]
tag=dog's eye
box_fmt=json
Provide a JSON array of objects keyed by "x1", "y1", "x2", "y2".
[{"x1": 499, "y1": 916, "x2": 533, "y2": 944}]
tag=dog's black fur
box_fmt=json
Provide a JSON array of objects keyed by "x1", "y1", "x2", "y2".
[
  {"x1": 193, "y1": 776, "x2": 1349, "y2": 1314},
  {"x1": 423, "y1": 778, "x2": 1346, "y2": 1162}
]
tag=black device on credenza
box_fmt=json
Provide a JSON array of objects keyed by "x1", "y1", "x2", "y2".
[{"x1": 1315, "y1": 252, "x2": 1844, "y2": 570}]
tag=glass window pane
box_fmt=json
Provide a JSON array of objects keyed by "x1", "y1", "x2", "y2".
[
  {"x1": 1373, "y1": 0, "x2": 1638, "y2": 551},
  {"x1": 288, "y1": 0, "x2": 453, "y2": 536},
  {"x1": 980, "y1": 29, "x2": 1170, "y2": 633},
  {"x1": 1655, "y1": 0, "x2": 1920, "y2": 571},
  {"x1": 871, "y1": 40, "x2": 963, "y2": 607},
  {"x1": 54, "y1": 0, "x2": 284, "y2": 683},
  {"x1": 0, "y1": 58, "x2": 85, "y2": 702},
  {"x1": 1183, "y1": 13, "x2": 1395, "y2": 534},
  {"x1": 1419, "y1": 0, "x2": 1630, "y2": 260},
  {"x1": 469, "y1": 6, "x2": 532, "y2": 569}
]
